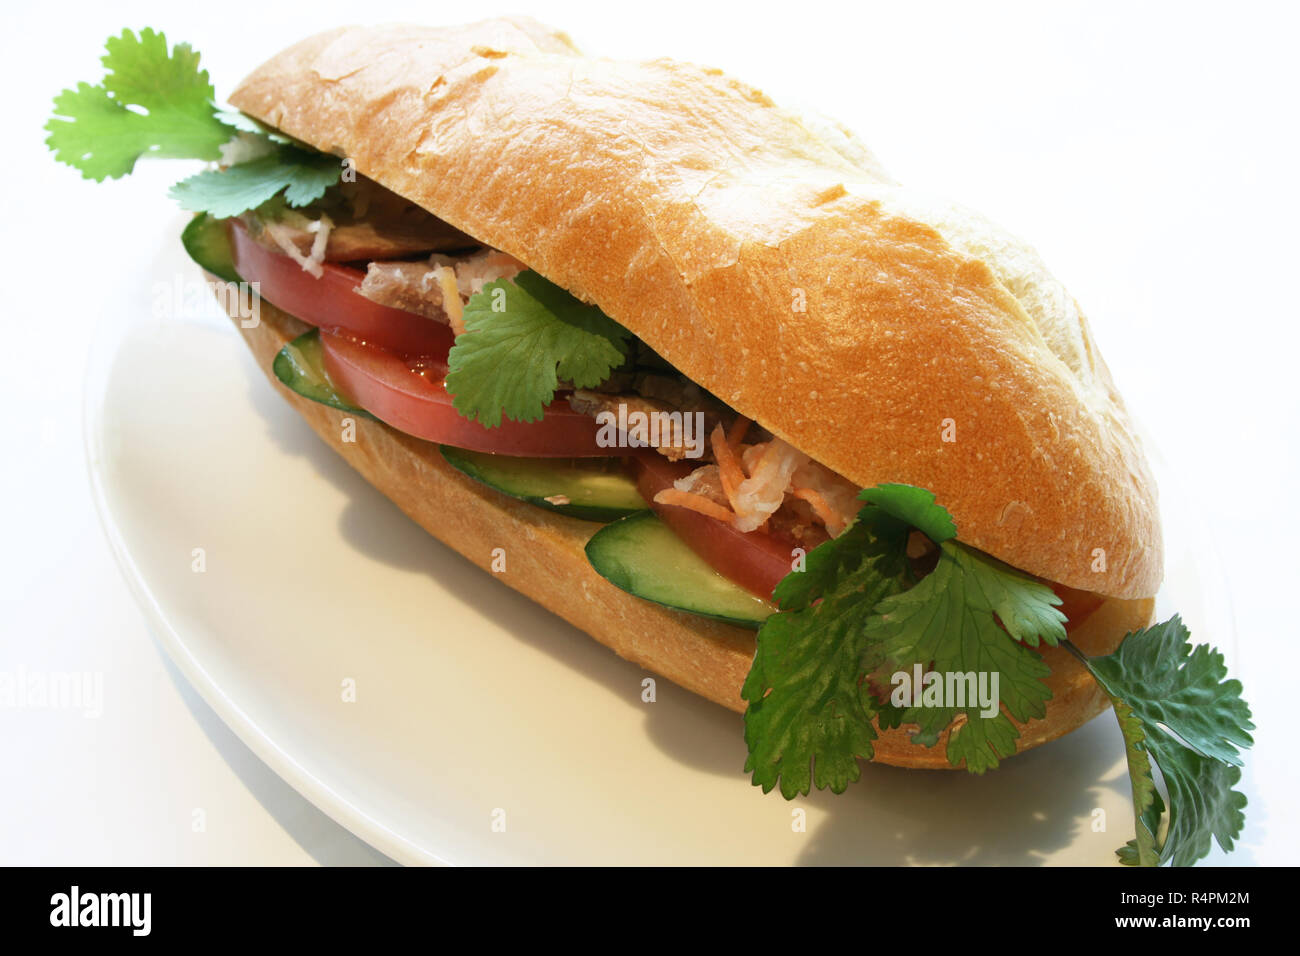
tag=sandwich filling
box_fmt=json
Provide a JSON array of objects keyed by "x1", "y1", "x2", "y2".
[
  {"x1": 243, "y1": 176, "x2": 873, "y2": 554},
  {"x1": 242, "y1": 175, "x2": 865, "y2": 548}
]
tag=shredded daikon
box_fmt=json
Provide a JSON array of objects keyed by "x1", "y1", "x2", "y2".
[{"x1": 264, "y1": 220, "x2": 324, "y2": 278}]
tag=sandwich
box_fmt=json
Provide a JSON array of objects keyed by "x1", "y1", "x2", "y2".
[{"x1": 48, "y1": 19, "x2": 1254, "y2": 866}]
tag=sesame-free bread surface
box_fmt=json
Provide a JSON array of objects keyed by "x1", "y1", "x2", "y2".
[{"x1": 230, "y1": 18, "x2": 1163, "y2": 600}]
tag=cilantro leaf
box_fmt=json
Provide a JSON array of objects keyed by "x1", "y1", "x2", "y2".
[
  {"x1": 45, "y1": 28, "x2": 234, "y2": 180},
  {"x1": 742, "y1": 507, "x2": 912, "y2": 797},
  {"x1": 1068, "y1": 617, "x2": 1253, "y2": 866},
  {"x1": 862, "y1": 540, "x2": 1064, "y2": 772},
  {"x1": 445, "y1": 272, "x2": 632, "y2": 427},
  {"x1": 169, "y1": 147, "x2": 341, "y2": 217},
  {"x1": 771, "y1": 504, "x2": 908, "y2": 610},
  {"x1": 860, "y1": 483, "x2": 957, "y2": 543},
  {"x1": 100, "y1": 27, "x2": 210, "y2": 109}
]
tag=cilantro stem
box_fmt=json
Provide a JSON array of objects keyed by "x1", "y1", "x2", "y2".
[{"x1": 1064, "y1": 637, "x2": 1160, "y2": 865}]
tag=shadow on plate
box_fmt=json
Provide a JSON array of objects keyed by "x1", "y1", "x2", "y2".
[
  {"x1": 154, "y1": 644, "x2": 397, "y2": 866},
  {"x1": 235, "y1": 337, "x2": 1256, "y2": 866}
]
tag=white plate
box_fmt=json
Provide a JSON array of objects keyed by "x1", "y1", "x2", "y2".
[{"x1": 84, "y1": 224, "x2": 1241, "y2": 865}]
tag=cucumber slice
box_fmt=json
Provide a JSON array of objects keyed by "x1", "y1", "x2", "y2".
[
  {"x1": 440, "y1": 447, "x2": 649, "y2": 522},
  {"x1": 272, "y1": 329, "x2": 373, "y2": 417},
  {"x1": 181, "y1": 213, "x2": 241, "y2": 283},
  {"x1": 585, "y1": 512, "x2": 775, "y2": 628}
]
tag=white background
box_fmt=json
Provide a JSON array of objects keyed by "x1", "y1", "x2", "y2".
[{"x1": 2, "y1": 0, "x2": 1297, "y2": 864}]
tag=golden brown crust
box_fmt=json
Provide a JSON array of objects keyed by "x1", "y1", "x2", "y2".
[
  {"x1": 221, "y1": 286, "x2": 1154, "y2": 769},
  {"x1": 229, "y1": 19, "x2": 1162, "y2": 600}
]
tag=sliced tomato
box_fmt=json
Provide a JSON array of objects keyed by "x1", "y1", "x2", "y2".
[
  {"x1": 227, "y1": 220, "x2": 454, "y2": 358},
  {"x1": 632, "y1": 453, "x2": 794, "y2": 599},
  {"x1": 318, "y1": 331, "x2": 608, "y2": 457}
]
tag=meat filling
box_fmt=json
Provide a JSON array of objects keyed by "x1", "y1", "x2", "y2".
[
  {"x1": 656, "y1": 428, "x2": 862, "y2": 544},
  {"x1": 358, "y1": 250, "x2": 526, "y2": 333},
  {"x1": 239, "y1": 174, "x2": 478, "y2": 262},
  {"x1": 246, "y1": 176, "x2": 862, "y2": 540}
]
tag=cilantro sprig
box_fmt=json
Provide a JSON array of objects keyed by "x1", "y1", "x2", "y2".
[
  {"x1": 46, "y1": 28, "x2": 339, "y2": 215},
  {"x1": 744, "y1": 483, "x2": 1253, "y2": 866},
  {"x1": 445, "y1": 272, "x2": 633, "y2": 427},
  {"x1": 1065, "y1": 619, "x2": 1253, "y2": 865}
]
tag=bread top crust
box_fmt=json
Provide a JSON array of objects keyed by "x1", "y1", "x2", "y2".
[{"x1": 230, "y1": 17, "x2": 1163, "y2": 598}]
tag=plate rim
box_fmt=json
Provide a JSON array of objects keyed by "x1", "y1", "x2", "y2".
[{"x1": 82, "y1": 294, "x2": 443, "y2": 867}]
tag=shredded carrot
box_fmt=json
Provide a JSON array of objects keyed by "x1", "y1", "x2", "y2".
[
  {"x1": 791, "y1": 487, "x2": 846, "y2": 537},
  {"x1": 727, "y1": 415, "x2": 751, "y2": 447},
  {"x1": 711, "y1": 424, "x2": 746, "y2": 505},
  {"x1": 653, "y1": 488, "x2": 735, "y2": 523}
]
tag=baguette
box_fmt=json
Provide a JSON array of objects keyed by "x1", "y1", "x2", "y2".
[
  {"x1": 230, "y1": 17, "x2": 1163, "y2": 600},
  {"x1": 218, "y1": 287, "x2": 1155, "y2": 768}
]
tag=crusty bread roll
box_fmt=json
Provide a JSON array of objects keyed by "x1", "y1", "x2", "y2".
[
  {"x1": 230, "y1": 17, "x2": 1162, "y2": 600},
  {"x1": 218, "y1": 290, "x2": 1154, "y2": 768},
  {"x1": 217, "y1": 18, "x2": 1164, "y2": 767}
]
